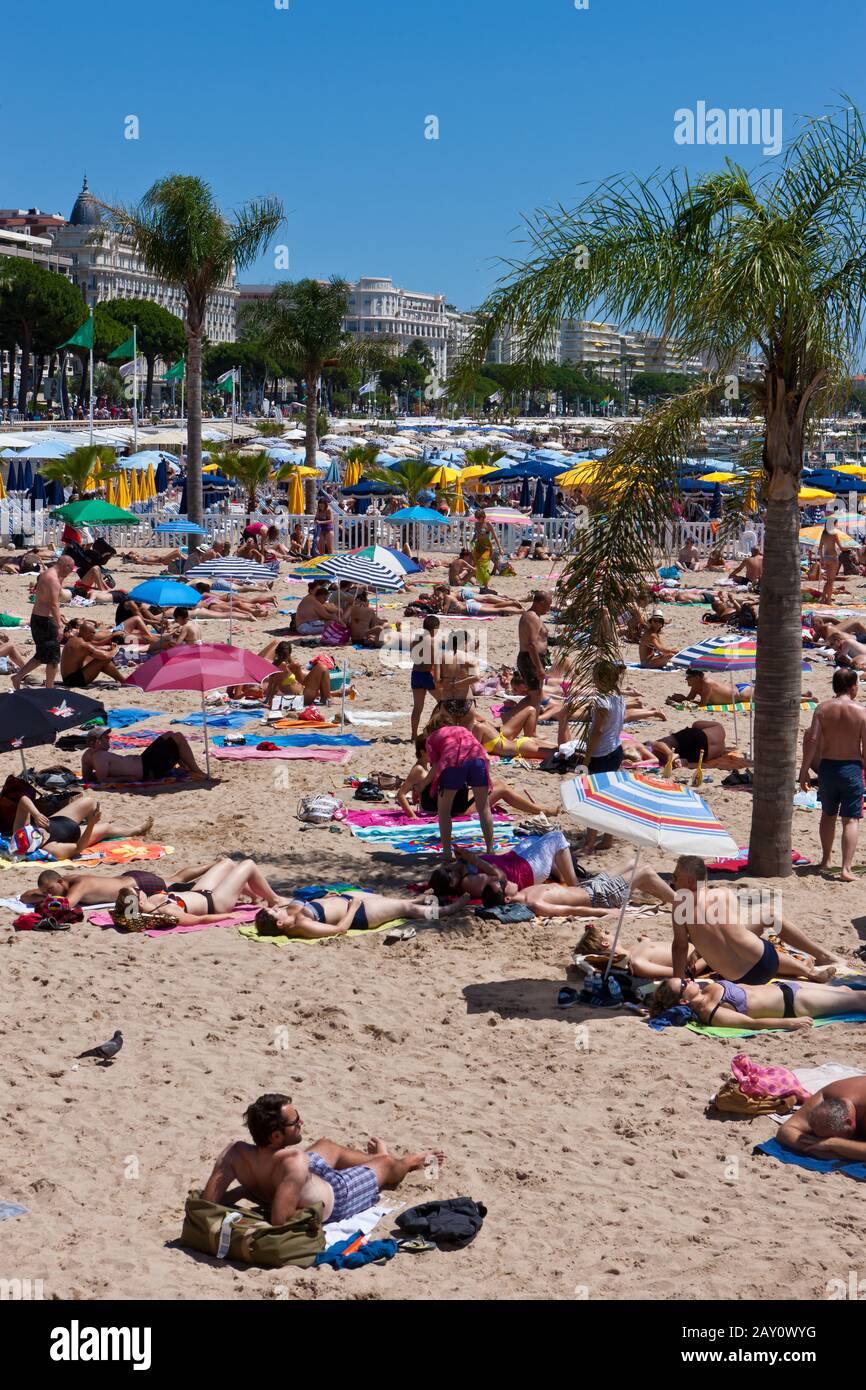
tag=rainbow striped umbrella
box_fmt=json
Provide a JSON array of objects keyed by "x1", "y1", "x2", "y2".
[
  {"x1": 561, "y1": 771, "x2": 738, "y2": 981},
  {"x1": 561, "y1": 772, "x2": 738, "y2": 857},
  {"x1": 672, "y1": 633, "x2": 758, "y2": 672}
]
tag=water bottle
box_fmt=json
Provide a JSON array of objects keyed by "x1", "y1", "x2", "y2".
[
  {"x1": 605, "y1": 973, "x2": 623, "y2": 1005},
  {"x1": 581, "y1": 970, "x2": 603, "y2": 1004}
]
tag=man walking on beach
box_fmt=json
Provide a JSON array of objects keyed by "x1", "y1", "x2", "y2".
[
  {"x1": 799, "y1": 668, "x2": 866, "y2": 881},
  {"x1": 12, "y1": 556, "x2": 76, "y2": 690},
  {"x1": 516, "y1": 590, "x2": 552, "y2": 715}
]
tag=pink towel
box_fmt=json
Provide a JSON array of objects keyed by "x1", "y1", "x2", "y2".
[
  {"x1": 344, "y1": 807, "x2": 511, "y2": 828},
  {"x1": 730, "y1": 1052, "x2": 809, "y2": 1102},
  {"x1": 212, "y1": 747, "x2": 352, "y2": 763},
  {"x1": 89, "y1": 904, "x2": 260, "y2": 937}
]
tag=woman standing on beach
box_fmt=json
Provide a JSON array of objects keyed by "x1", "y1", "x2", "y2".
[
  {"x1": 425, "y1": 716, "x2": 495, "y2": 863},
  {"x1": 410, "y1": 614, "x2": 441, "y2": 740},
  {"x1": 313, "y1": 496, "x2": 335, "y2": 556},
  {"x1": 471, "y1": 509, "x2": 500, "y2": 589}
]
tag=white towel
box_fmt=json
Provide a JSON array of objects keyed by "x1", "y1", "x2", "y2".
[
  {"x1": 770, "y1": 1063, "x2": 866, "y2": 1123},
  {"x1": 0, "y1": 896, "x2": 28, "y2": 914},
  {"x1": 323, "y1": 1203, "x2": 394, "y2": 1249}
]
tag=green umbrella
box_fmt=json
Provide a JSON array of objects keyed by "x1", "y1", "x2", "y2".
[{"x1": 50, "y1": 499, "x2": 140, "y2": 525}]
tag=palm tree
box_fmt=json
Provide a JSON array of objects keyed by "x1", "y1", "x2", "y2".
[
  {"x1": 365, "y1": 458, "x2": 439, "y2": 504},
  {"x1": 217, "y1": 451, "x2": 274, "y2": 512},
  {"x1": 460, "y1": 104, "x2": 866, "y2": 878},
  {"x1": 41, "y1": 445, "x2": 117, "y2": 495},
  {"x1": 104, "y1": 177, "x2": 283, "y2": 539}
]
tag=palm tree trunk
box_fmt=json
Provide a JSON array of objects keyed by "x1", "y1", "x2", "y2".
[
  {"x1": 186, "y1": 318, "x2": 204, "y2": 538},
  {"x1": 31, "y1": 355, "x2": 45, "y2": 412},
  {"x1": 748, "y1": 411, "x2": 804, "y2": 876}
]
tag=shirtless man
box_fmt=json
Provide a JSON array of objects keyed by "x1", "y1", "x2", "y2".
[
  {"x1": 826, "y1": 630, "x2": 866, "y2": 669},
  {"x1": 167, "y1": 607, "x2": 201, "y2": 645},
  {"x1": 729, "y1": 545, "x2": 763, "y2": 588},
  {"x1": 448, "y1": 550, "x2": 475, "y2": 586},
  {"x1": 677, "y1": 537, "x2": 701, "y2": 570},
  {"x1": 516, "y1": 590, "x2": 552, "y2": 713},
  {"x1": 348, "y1": 589, "x2": 386, "y2": 647},
  {"x1": 667, "y1": 669, "x2": 755, "y2": 708},
  {"x1": 778, "y1": 1075, "x2": 866, "y2": 1162},
  {"x1": 514, "y1": 863, "x2": 675, "y2": 916},
  {"x1": 202, "y1": 1093, "x2": 444, "y2": 1225},
  {"x1": 293, "y1": 582, "x2": 338, "y2": 636},
  {"x1": 670, "y1": 855, "x2": 837, "y2": 983},
  {"x1": 82, "y1": 727, "x2": 204, "y2": 782},
  {"x1": 799, "y1": 667, "x2": 866, "y2": 880},
  {"x1": 60, "y1": 620, "x2": 124, "y2": 688},
  {"x1": 817, "y1": 518, "x2": 846, "y2": 604},
  {"x1": 13, "y1": 555, "x2": 76, "y2": 689},
  {"x1": 22, "y1": 859, "x2": 220, "y2": 907}
]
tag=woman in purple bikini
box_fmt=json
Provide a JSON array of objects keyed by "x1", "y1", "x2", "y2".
[{"x1": 649, "y1": 976, "x2": 866, "y2": 1030}]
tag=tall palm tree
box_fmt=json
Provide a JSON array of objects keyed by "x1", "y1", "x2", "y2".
[
  {"x1": 104, "y1": 177, "x2": 283, "y2": 538},
  {"x1": 459, "y1": 104, "x2": 866, "y2": 877},
  {"x1": 217, "y1": 451, "x2": 274, "y2": 512}
]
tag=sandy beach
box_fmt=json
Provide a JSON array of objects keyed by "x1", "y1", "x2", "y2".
[{"x1": 1, "y1": 555, "x2": 865, "y2": 1303}]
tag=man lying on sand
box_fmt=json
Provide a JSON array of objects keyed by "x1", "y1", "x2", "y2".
[
  {"x1": 666, "y1": 670, "x2": 756, "y2": 708},
  {"x1": 22, "y1": 858, "x2": 226, "y2": 907},
  {"x1": 429, "y1": 831, "x2": 577, "y2": 903},
  {"x1": 513, "y1": 865, "x2": 675, "y2": 917},
  {"x1": 82, "y1": 728, "x2": 204, "y2": 782},
  {"x1": 671, "y1": 855, "x2": 841, "y2": 983},
  {"x1": 203, "y1": 1093, "x2": 444, "y2": 1224},
  {"x1": 255, "y1": 889, "x2": 469, "y2": 939},
  {"x1": 650, "y1": 720, "x2": 729, "y2": 767},
  {"x1": 778, "y1": 1075, "x2": 866, "y2": 1161}
]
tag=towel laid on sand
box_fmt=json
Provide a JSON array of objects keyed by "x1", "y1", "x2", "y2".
[
  {"x1": 174, "y1": 711, "x2": 262, "y2": 728},
  {"x1": 627, "y1": 662, "x2": 679, "y2": 672},
  {"x1": 238, "y1": 915, "x2": 404, "y2": 944},
  {"x1": 104, "y1": 707, "x2": 161, "y2": 728},
  {"x1": 323, "y1": 1203, "x2": 393, "y2": 1249},
  {"x1": 90, "y1": 903, "x2": 259, "y2": 937},
  {"x1": 707, "y1": 847, "x2": 811, "y2": 872},
  {"x1": 688, "y1": 1011, "x2": 866, "y2": 1038},
  {"x1": 670, "y1": 700, "x2": 817, "y2": 713},
  {"x1": 1, "y1": 839, "x2": 175, "y2": 870},
  {"x1": 213, "y1": 733, "x2": 370, "y2": 748},
  {"x1": 212, "y1": 747, "x2": 352, "y2": 763},
  {"x1": 344, "y1": 807, "x2": 511, "y2": 830},
  {"x1": 754, "y1": 1136, "x2": 866, "y2": 1180}
]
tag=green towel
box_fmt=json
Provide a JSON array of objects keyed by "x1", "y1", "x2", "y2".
[
  {"x1": 687, "y1": 1011, "x2": 866, "y2": 1038},
  {"x1": 239, "y1": 916, "x2": 404, "y2": 946}
]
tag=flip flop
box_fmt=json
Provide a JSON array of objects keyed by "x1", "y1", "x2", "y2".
[
  {"x1": 396, "y1": 1236, "x2": 436, "y2": 1253},
  {"x1": 384, "y1": 926, "x2": 417, "y2": 944}
]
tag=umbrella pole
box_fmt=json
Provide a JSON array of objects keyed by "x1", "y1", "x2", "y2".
[
  {"x1": 19, "y1": 748, "x2": 28, "y2": 778},
  {"x1": 603, "y1": 848, "x2": 641, "y2": 982},
  {"x1": 340, "y1": 659, "x2": 347, "y2": 732},
  {"x1": 749, "y1": 668, "x2": 754, "y2": 761},
  {"x1": 200, "y1": 689, "x2": 212, "y2": 778}
]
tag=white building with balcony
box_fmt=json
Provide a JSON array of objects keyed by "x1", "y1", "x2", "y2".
[{"x1": 343, "y1": 276, "x2": 449, "y2": 379}]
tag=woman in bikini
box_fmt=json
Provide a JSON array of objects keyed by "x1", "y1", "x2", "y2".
[
  {"x1": 650, "y1": 976, "x2": 866, "y2": 1030},
  {"x1": 116, "y1": 857, "x2": 292, "y2": 928},
  {"x1": 253, "y1": 889, "x2": 470, "y2": 940},
  {"x1": 313, "y1": 497, "x2": 335, "y2": 555},
  {"x1": 258, "y1": 640, "x2": 332, "y2": 706}
]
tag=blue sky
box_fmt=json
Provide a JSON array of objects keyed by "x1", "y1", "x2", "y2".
[{"x1": 5, "y1": 0, "x2": 863, "y2": 309}]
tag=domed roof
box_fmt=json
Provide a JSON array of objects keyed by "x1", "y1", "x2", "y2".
[{"x1": 69, "y1": 175, "x2": 102, "y2": 227}]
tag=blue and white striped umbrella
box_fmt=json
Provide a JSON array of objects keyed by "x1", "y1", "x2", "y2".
[
  {"x1": 561, "y1": 771, "x2": 738, "y2": 856},
  {"x1": 317, "y1": 554, "x2": 405, "y2": 592},
  {"x1": 185, "y1": 557, "x2": 278, "y2": 584}
]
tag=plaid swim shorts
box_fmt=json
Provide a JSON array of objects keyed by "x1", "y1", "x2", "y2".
[
  {"x1": 584, "y1": 872, "x2": 629, "y2": 910},
  {"x1": 306, "y1": 1150, "x2": 380, "y2": 1221}
]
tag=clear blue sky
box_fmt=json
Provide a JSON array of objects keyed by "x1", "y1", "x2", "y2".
[{"x1": 5, "y1": 0, "x2": 863, "y2": 309}]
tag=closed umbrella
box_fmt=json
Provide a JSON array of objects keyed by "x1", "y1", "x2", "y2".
[
  {"x1": 116, "y1": 471, "x2": 131, "y2": 510},
  {"x1": 7, "y1": 460, "x2": 20, "y2": 491},
  {"x1": 20, "y1": 459, "x2": 33, "y2": 491},
  {"x1": 125, "y1": 644, "x2": 278, "y2": 777},
  {"x1": 155, "y1": 459, "x2": 169, "y2": 494},
  {"x1": 709, "y1": 483, "x2": 723, "y2": 519},
  {"x1": 0, "y1": 686, "x2": 106, "y2": 775},
  {"x1": 530, "y1": 479, "x2": 545, "y2": 514},
  {"x1": 145, "y1": 463, "x2": 157, "y2": 500},
  {"x1": 287, "y1": 469, "x2": 305, "y2": 515},
  {"x1": 0, "y1": 472, "x2": 5, "y2": 501},
  {"x1": 29, "y1": 474, "x2": 46, "y2": 505},
  {"x1": 453, "y1": 474, "x2": 466, "y2": 516},
  {"x1": 519, "y1": 477, "x2": 531, "y2": 509},
  {"x1": 178, "y1": 477, "x2": 188, "y2": 515},
  {"x1": 544, "y1": 482, "x2": 558, "y2": 519},
  {"x1": 561, "y1": 771, "x2": 738, "y2": 984}
]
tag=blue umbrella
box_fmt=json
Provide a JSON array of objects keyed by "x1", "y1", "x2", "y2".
[
  {"x1": 29, "y1": 474, "x2": 46, "y2": 504},
  {"x1": 387, "y1": 506, "x2": 450, "y2": 524},
  {"x1": 46, "y1": 478, "x2": 65, "y2": 506},
  {"x1": 155, "y1": 520, "x2": 206, "y2": 535},
  {"x1": 544, "y1": 482, "x2": 558, "y2": 519},
  {"x1": 155, "y1": 459, "x2": 169, "y2": 494},
  {"x1": 179, "y1": 478, "x2": 188, "y2": 514},
  {"x1": 20, "y1": 459, "x2": 33, "y2": 490},
  {"x1": 710, "y1": 483, "x2": 723, "y2": 519},
  {"x1": 128, "y1": 579, "x2": 203, "y2": 608},
  {"x1": 342, "y1": 480, "x2": 400, "y2": 496},
  {"x1": 123, "y1": 450, "x2": 179, "y2": 469},
  {"x1": 0, "y1": 440, "x2": 72, "y2": 461},
  {"x1": 531, "y1": 479, "x2": 545, "y2": 515},
  {"x1": 485, "y1": 460, "x2": 566, "y2": 482},
  {"x1": 6, "y1": 459, "x2": 20, "y2": 491},
  {"x1": 519, "y1": 476, "x2": 531, "y2": 509},
  {"x1": 323, "y1": 456, "x2": 341, "y2": 485}
]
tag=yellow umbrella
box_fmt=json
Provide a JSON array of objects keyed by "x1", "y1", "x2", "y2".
[
  {"x1": 116, "y1": 470, "x2": 131, "y2": 510},
  {"x1": 0, "y1": 472, "x2": 6, "y2": 501},
  {"x1": 344, "y1": 459, "x2": 362, "y2": 486},
  {"x1": 145, "y1": 462, "x2": 157, "y2": 499},
  {"x1": 744, "y1": 480, "x2": 757, "y2": 512},
  {"x1": 798, "y1": 486, "x2": 836, "y2": 502},
  {"x1": 105, "y1": 474, "x2": 117, "y2": 506},
  {"x1": 698, "y1": 470, "x2": 741, "y2": 483},
  {"x1": 460, "y1": 464, "x2": 499, "y2": 480},
  {"x1": 428, "y1": 464, "x2": 460, "y2": 486},
  {"x1": 556, "y1": 462, "x2": 603, "y2": 488},
  {"x1": 833, "y1": 464, "x2": 866, "y2": 476},
  {"x1": 452, "y1": 474, "x2": 466, "y2": 515},
  {"x1": 287, "y1": 470, "x2": 305, "y2": 514},
  {"x1": 277, "y1": 464, "x2": 318, "y2": 479}
]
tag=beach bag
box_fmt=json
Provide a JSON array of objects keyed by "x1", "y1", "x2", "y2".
[
  {"x1": 320, "y1": 620, "x2": 350, "y2": 647},
  {"x1": 297, "y1": 793, "x2": 342, "y2": 824},
  {"x1": 711, "y1": 1080, "x2": 796, "y2": 1117},
  {"x1": 181, "y1": 1190, "x2": 324, "y2": 1268},
  {"x1": 659, "y1": 565, "x2": 680, "y2": 579},
  {"x1": 0, "y1": 775, "x2": 39, "y2": 835}
]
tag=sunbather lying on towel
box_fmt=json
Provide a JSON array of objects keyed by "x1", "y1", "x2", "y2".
[
  {"x1": 429, "y1": 832, "x2": 578, "y2": 903},
  {"x1": 513, "y1": 864, "x2": 676, "y2": 917},
  {"x1": 651, "y1": 720, "x2": 729, "y2": 767},
  {"x1": 666, "y1": 670, "x2": 756, "y2": 708},
  {"x1": 670, "y1": 855, "x2": 841, "y2": 983},
  {"x1": 115, "y1": 857, "x2": 293, "y2": 927},
  {"x1": 10, "y1": 792, "x2": 153, "y2": 859},
  {"x1": 22, "y1": 857, "x2": 226, "y2": 907},
  {"x1": 82, "y1": 728, "x2": 205, "y2": 782},
  {"x1": 203, "y1": 1093, "x2": 445, "y2": 1224},
  {"x1": 778, "y1": 1075, "x2": 866, "y2": 1161},
  {"x1": 650, "y1": 976, "x2": 866, "y2": 1031},
  {"x1": 574, "y1": 922, "x2": 711, "y2": 978},
  {"x1": 254, "y1": 889, "x2": 469, "y2": 939}
]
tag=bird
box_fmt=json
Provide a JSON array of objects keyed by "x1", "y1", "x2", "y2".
[{"x1": 77, "y1": 1030, "x2": 123, "y2": 1062}]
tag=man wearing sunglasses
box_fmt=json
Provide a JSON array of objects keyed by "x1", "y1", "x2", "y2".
[{"x1": 203, "y1": 1093, "x2": 444, "y2": 1224}]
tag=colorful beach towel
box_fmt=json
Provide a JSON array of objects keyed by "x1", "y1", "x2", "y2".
[
  {"x1": 688, "y1": 1011, "x2": 866, "y2": 1038},
  {"x1": 671, "y1": 700, "x2": 817, "y2": 713},
  {"x1": 82, "y1": 772, "x2": 204, "y2": 790},
  {"x1": 754, "y1": 1136, "x2": 866, "y2": 1181},
  {"x1": 706, "y1": 847, "x2": 811, "y2": 872},
  {"x1": 212, "y1": 733, "x2": 370, "y2": 748}
]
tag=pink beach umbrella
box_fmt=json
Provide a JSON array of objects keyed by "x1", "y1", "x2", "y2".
[{"x1": 125, "y1": 643, "x2": 278, "y2": 776}]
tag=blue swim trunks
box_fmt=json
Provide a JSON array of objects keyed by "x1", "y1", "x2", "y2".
[
  {"x1": 817, "y1": 759, "x2": 864, "y2": 820},
  {"x1": 306, "y1": 1150, "x2": 380, "y2": 1222},
  {"x1": 736, "y1": 936, "x2": 780, "y2": 986}
]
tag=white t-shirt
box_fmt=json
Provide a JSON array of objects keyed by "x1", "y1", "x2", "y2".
[{"x1": 591, "y1": 693, "x2": 626, "y2": 757}]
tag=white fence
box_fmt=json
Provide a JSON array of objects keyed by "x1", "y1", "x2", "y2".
[{"x1": 1, "y1": 500, "x2": 761, "y2": 560}]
